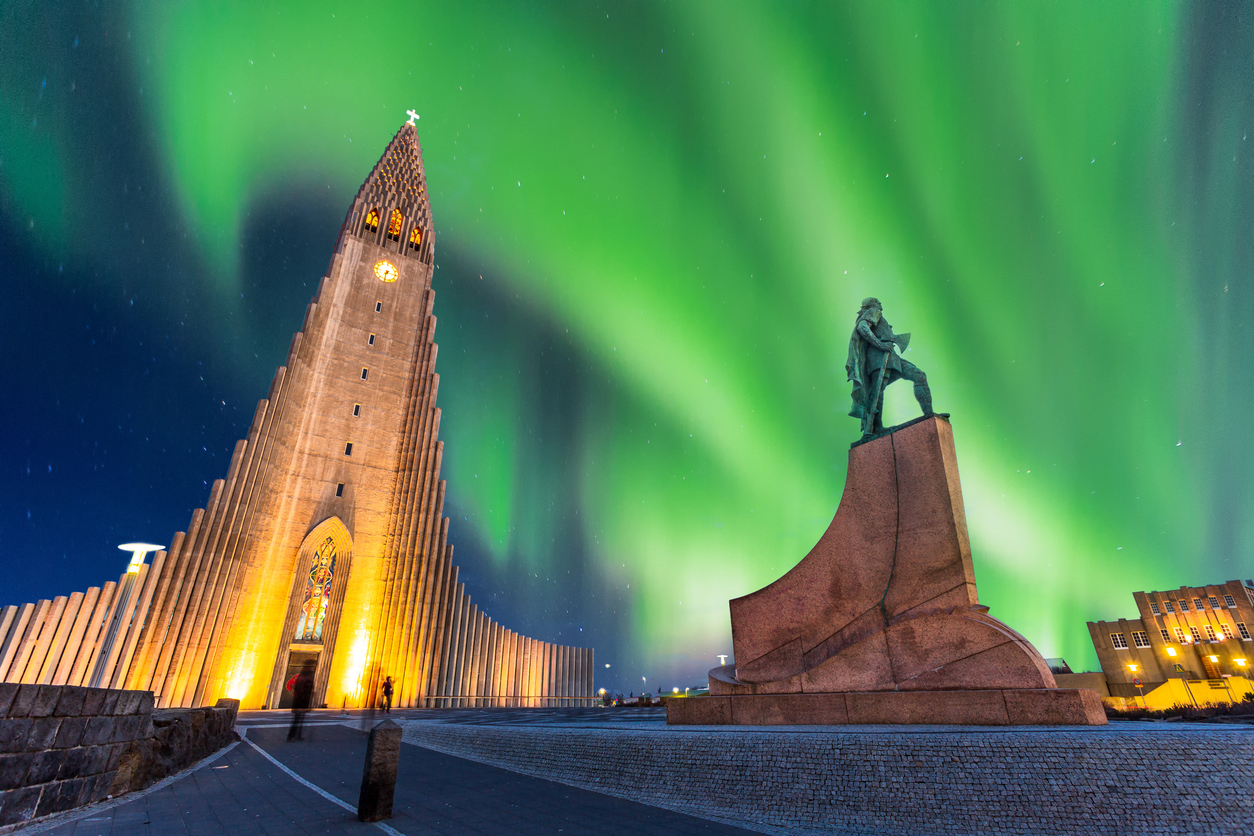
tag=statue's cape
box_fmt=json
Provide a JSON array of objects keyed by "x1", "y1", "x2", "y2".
[{"x1": 845, "y1": 312, "x2": 894, "y2": 418}]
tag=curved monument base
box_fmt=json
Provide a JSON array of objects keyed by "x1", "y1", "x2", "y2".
[{"x1": 666, "y1": 688, "x2": 1107, "y2": 726}]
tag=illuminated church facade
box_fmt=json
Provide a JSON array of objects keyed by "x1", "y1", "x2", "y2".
[{"x1": 0, "y1": 119, "x2": 595, "y2": 710}]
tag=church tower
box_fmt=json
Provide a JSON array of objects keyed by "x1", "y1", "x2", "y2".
[{"x1": 0, "y1": 119, "x2": 594, "y2": 710}]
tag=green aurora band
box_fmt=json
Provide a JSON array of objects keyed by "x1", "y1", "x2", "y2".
[{"x1": 3, "y1": 1, "x2": 1251, "y2": 688}]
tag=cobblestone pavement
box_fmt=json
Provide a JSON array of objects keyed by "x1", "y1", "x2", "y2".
[
  {"x1": 27, "y1": 717, "x2": 764, "y2": 836},
  {"x1": 392, "y1": 711, "x2": 1254, "y2": 836}
]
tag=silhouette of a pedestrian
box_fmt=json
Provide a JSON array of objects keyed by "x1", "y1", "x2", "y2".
[{"x1": 381, "y1": 676, "x2": 394, "y2": 713}]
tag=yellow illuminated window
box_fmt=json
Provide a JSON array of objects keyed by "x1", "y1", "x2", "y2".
[
  {"x1": 408, "y1": 226, "x2": 422, "y2": 249},
  {"x1": 364, "y1": 208, "x2": 380, "y2": 233},
  {"x1": 387, "y1": 209, "x2": 403, "y2": 240}
]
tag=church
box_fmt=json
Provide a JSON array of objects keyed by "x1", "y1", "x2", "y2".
[{"x1": 0, "y1": 118, "x2": 595, "y2": 710}]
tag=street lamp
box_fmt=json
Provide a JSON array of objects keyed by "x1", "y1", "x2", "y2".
[
  {"x1": 118, "y1": 542, "x2": 164, "y2": 573},
  {"x1": 1126, "y1": 663, "x2": 1144, "y2": 708},
  {"x1": 88, "y1": 542, "x2": 165, "y2": 688}
]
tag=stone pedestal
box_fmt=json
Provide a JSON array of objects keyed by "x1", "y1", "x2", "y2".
[
  {"x1": 357, "y1": 719, "x2": 401, "y2": 822},
  {"x1": 667, "y1": 417, "x2": 1105, "y2": 726}
]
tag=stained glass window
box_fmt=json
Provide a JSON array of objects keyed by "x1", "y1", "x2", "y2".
[
  {"x1": 387, "y1": 209, "x2": 403, "y2": 240},
  {"x1": 364, "y1": 208, "x2": 380, "y2": 233},
  {"x1": 295, "y1": 537, "x2": 337, "y2": 642},
  {"x1": 408, "y1": 226, "x2": 422, "y2": 250}
]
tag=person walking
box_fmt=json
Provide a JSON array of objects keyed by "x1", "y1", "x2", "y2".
[
  {"x1": 287, "y1": 660, "x2": 316, "y2": 741},
  {"x1": 381, "y1": 676, "x2": 394, "y2": 713}
]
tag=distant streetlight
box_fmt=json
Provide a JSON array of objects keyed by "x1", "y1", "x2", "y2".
[{"x1": 717, "y1": 654, "x2": 728, "y2": 666}]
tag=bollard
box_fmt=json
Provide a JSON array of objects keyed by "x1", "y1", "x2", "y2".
[{"x1": 357, "y1": 719, "x2": 402, "y2": 822}]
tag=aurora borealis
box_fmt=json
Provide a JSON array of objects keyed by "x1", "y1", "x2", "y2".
[{"x1": 2, "y1": 2, "x2": 1251, "y2": 694}]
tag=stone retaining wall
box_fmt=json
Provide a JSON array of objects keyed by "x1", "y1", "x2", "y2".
[
  {"x1": 402, "y1": 721, "x2": 1254, "y2": 836},
  {"x1": 0, "y1": 684, "x2": 237, "y2": 827}
]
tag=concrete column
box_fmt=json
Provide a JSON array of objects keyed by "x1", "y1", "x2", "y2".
[
  {"x1": 0, "y1": 604, "x2": 34, "y2": 680},
  {"x1": 480, "y1": 616, "x2": 493, "y2": 707},
  {"x1": 37, "y1": 592, "x2": 83, "y2": 685},
  {"x1": 67, "y1": 581, "x2": 116, "y2": 688},
  {"x1": 10, "y1": 600, "x2": 52, "y2": 683},
  {"x1": 462, "y1": 607, "x2": 481, "y2": 708},
  {"x1": 52, "y1": 588, "x2": 99, "y2": 685},
  {"x1": 443, "y1": 589, "x2": 466, "y2": 707},
  {"x1": 542, "y1": 643, "x2": 552, "y2": 707},
  {"x1": 557, "y1": 645, "x2": 567, "y2": 707},
  {"x1": 487, "y1": 623, "x2": 500, "y2": 707},
  {"x1": 24, "y1": 597, "x2": 69, "y2": 684},
  {"x1": 502, "y1": 630, "x2": 514, "y2": 707},
  {"x1": 521, "y1": 638, "x2": 533, "y2": 707},
  {"x1": 0, "y1": 606, "x2": 19, "y2": 678},
  {"x1": 506, "y1": 634, "x2": 516, "y2": 706}
]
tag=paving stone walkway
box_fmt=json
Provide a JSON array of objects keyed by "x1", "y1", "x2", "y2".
[{"x1": 27, "y1": 715, "x2": 763, "y2": 835}]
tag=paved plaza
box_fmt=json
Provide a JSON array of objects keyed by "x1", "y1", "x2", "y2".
[
  {"x1": 14, "y1": 708, "x2": 1253, "y2": 836},
  {"x1": 22, "y1": 709, "x2": 759, "y2": 836}
]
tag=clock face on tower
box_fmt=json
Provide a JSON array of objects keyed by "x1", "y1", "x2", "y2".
[{"x1": 374, "y1": 260, "x2": 399, "y2": 283}]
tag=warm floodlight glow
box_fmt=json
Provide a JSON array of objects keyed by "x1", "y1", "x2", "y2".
[
  {"x1": 717, "y1": 654, "x2": 728, "y2": 665},
  {"x1": 118, "y1": 542, "x2": 164, "y2": 573},
  {"x1": 598, "y1": 688, "x2": 606, "y2": 696},
  {"x1": 1209, "y1": 655, "x2": 1220, "y2": 663},
  {"x1": 1166, "y1": 647, "x2": 1177, "y2": 657},
  {"x1": 1126, "y1": 663, "x2": 1138, "y2": 672},
  {"x1": 672, "y1": 687, "x2": 679, "y2": 694},
  {"x1": 1236, "y1": 659, "x2": 1247, "y2": 667}
]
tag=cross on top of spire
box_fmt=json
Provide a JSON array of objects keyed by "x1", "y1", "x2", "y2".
[{"x1": 406, "y1": 109, "x2": 420, "y2": 126}]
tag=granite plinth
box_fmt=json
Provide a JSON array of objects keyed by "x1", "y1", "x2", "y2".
[
  {"x1": 666, "y1": 688, "x2": 1106, "y2": 726},
  {"x1": 672, "y1": 417, "x2": 1105, "y2": 726}
]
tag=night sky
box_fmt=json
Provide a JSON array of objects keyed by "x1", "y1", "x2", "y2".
[{"x1": 2, "y1": 1, "x2": 1252, "y2": 695}]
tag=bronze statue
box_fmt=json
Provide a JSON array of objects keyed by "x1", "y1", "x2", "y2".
[{"x1": 846, "y1": 297, "x2": 938, "y2": 439}]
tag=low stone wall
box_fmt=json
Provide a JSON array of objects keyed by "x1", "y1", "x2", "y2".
[
  {"x1": 402, "y1": 721, "x2": 1254, "y2": 836},
  {"x1": 0, "y1": 684, "x2": 238, "y2": 827}
]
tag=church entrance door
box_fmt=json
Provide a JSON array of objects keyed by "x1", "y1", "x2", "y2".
[{"x1": 276, "y1": 649, "x2": 320, "y2": 709}]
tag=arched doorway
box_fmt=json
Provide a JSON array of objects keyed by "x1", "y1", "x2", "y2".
[{"x1": 268, "y1": 517, "x2": 353, "y2": 709}]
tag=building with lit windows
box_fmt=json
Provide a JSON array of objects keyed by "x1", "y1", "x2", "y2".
[
  {"x1": 0, "y1": 119, "x2": 594, "y2": 710},
  {"x1": 1085, "y1": 579, "x2": 1254, "y2": 708}
]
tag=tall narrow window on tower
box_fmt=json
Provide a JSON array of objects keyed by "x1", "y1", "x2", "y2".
[
  {"x1": 364, "y1": 208, "x2": 380, "y2": 233},
  {"x1": 295, "y1": 538, "x2": 337, "y2": 642},
  {"x1": 387, "y1": 209, "x2": 404, "y2": 241},
  {"x1": 408, "y1": 226, "x2": 423, "y2": 251}
]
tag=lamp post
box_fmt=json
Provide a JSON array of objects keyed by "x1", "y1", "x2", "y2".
[
  {"x1": 1126, "y1": 663, "x2": 1144, "y2": 708},
  {"x1": 88, "y1": 542, "x2": 164, "y2": 688}
]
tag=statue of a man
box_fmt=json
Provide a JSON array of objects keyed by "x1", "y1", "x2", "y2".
[{"x1": 846, "y1": 297, "x2": 936, "y2": 439}]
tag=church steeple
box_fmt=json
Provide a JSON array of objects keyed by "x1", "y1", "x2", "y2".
[{"x1": 341, "y1": 120, "x2": 434, "y2": 264}]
